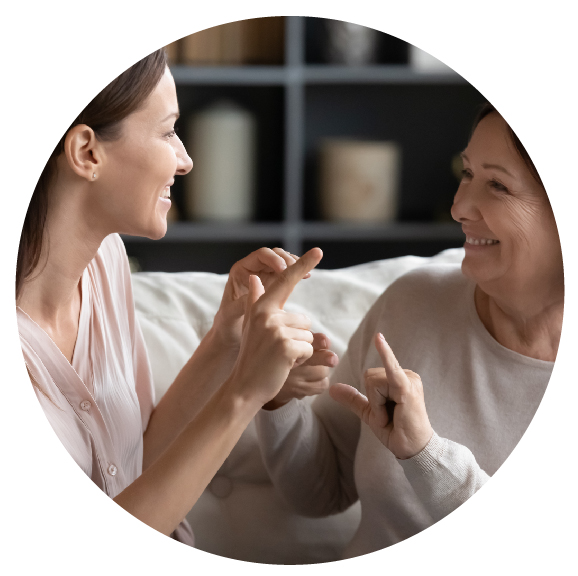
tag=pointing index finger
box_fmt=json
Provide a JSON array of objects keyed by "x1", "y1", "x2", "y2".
[
  {"x1": 263, "y1": 247, "x2": 323, "y2": 309},
  {"x1": 374, "y1": 333, "x2": 404, "y2": 381}
]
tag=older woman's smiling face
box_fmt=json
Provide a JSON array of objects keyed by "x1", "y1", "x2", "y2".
[{"x1": 451, "y1": 112, "x2": 562, "y2": 304}]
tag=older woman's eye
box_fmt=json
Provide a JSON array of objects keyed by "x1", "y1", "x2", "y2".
[
  {"x1": 490, "y1": 179, "x2": 508, "y2": 193},
  {"x1": 460, "y1": 169, "x2": 472, "y2": 180}
]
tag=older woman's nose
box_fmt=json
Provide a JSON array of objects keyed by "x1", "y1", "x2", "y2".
[
  {"x1": 174, "y1": 135, "x2": 193, "y2": 175},
  {"x1": 451, "y1": 183, "x2": 482, "y2": 223}
]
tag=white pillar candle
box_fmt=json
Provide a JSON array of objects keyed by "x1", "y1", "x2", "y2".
[
  {"x1": 185, "y1": 101, "x2": 256, "y2": 221},
  {"x1": 319, "y1": 139, "x2": 401, "y2": 222}
]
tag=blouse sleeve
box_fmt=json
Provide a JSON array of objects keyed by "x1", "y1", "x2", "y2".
[{"x1": 397, "y1": 431, "x2": 490, "y2": 522}]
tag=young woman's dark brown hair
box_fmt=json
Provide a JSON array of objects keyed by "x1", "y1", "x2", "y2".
[
  {"x1": 16, "y1": 49, "x2": 167, "y2": 299},
  {"x1": 16, "y1": 47, "x2": 328, "y2": 543}
]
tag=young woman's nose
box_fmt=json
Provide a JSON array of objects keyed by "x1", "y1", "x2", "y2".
[
  {"x1": 451, "y1": 182, "x2": 482, "y2": 224},
  {"x1": 174, "y1": 135, "x2": 193, "y2": 175}
]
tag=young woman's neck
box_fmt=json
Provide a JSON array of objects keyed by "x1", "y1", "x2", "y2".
[{"x1": 17, "y1": 180, "x2": 109, "y2": 325}]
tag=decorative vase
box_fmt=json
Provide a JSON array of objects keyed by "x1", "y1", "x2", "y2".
[
  {"x1": 324, "y1": 20, "x2": 379, "y2": 65},
  {"x1": 319, "y1": 139, "x2": 401, "y2": 222}
]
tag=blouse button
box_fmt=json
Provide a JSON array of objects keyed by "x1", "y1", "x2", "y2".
[
  {"x1": 80, "y1": 400, "x2": 91, "y2": 412},
  {"x1": 107, "y1": 464, "x2": 118, "y2": 477},
  {"x1": 209, "y1": 476, "x2": 233, "y2": 499}
]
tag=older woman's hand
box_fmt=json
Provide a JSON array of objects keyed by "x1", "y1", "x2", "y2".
[
  {"x1": 330, "y1": 333, "x2": 433, "y2": 460},
  {"x1": 263, "y1": 333, "x2": 339, "y2": 410}
]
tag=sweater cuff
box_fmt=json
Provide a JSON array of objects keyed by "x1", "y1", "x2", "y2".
[
  {"x1": 398, "y1": 431, "x2": 446, "y2": 476},
  {"x1": 255, "y1": 397, "x2": 302, "y2": 427}
]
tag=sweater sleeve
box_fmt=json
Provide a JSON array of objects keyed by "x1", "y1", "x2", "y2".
[
  {"x1": 397, "y1": 431, "x2": 490, "y2": 522},
  {"x1": 255, "y1": 292, "x2": 388, "y2": 517}
]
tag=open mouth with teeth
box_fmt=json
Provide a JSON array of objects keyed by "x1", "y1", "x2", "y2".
[
  {"x1": 465, "y1": 236, "x2": 499, "y2": 246},
  {"x1": 161, "y1": 187, "x2": 171, "y2": 199}
]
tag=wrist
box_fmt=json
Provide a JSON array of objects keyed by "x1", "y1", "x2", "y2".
[
  {"x1": 219, "y1": 370, "x2": 266, "y2": 415},
  {"x1": 206, "y1": 322, "x2": 241, "y2": 354},
  {"x1": 397, "y1": 426, "x2": 435, "y2": 460}
]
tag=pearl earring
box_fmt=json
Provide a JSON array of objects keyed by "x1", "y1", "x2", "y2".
[{"x1": 92, "y1": 174, "x2": 96, "y2": 179}]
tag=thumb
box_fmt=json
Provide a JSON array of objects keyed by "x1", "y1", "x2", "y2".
[
  {"x1": 243, "y1": 275, "x2": 265, "y2": 331},
  {"x1": 329, "y1": 383, "x2": 370, "y2": 425}
]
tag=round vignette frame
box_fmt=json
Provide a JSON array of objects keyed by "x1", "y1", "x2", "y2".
[{"x1": 1, "y1": 1, "x2": 576, "y2": 573}]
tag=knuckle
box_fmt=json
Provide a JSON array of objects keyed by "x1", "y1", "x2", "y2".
[
  {"x1": 281, "y1": 338, "x2": 293, "y2": 355},
  {"x1": 273, "y1": 325, "x2": 286, "y2": 342},
  {"x1": 303, "y1": 330, "x2": 314, "y2": 344}
]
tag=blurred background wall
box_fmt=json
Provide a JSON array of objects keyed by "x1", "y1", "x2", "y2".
[{"x1": 123, "y1": 16, "x2": 485, "y2": 273}]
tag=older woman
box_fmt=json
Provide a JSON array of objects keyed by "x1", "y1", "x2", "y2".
[{"x1": 256, "y1": 103, "x2": 563, "y2": 558}]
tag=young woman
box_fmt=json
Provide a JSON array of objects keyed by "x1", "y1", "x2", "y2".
[{"x1": 17, "y1": 48, "x2": 335, "y2": 543}]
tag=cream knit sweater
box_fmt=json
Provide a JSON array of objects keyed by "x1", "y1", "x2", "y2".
[{"x1": 256, "y1": 264, "x2": 553, "y2": 558}]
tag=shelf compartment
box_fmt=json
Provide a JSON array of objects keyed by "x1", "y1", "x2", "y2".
[{"x1": 302, "y1": 83, "x2": 485, "y2": 222}]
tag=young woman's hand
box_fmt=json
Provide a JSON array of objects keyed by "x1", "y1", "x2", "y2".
[
  {"x1": 213, "y1": 247, "x2": 312, "y2": 349},
  {"x1": 262, "y1": 333, "x2": 339, "y2": 410},
  {"x1": 329, "y1": 333, "x2": 434, "y2": 460},
  {"x1": 227, "y1": 248, "x2": 323, "y2": 407}
]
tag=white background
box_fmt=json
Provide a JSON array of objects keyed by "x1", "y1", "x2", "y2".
[{"x1": 1, "y1": 0, "x2": 576, "y2": 573}]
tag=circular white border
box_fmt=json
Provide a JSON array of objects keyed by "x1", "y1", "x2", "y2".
[{"x1": 1, "y1": 0, "x2": 576, "y2": 573}]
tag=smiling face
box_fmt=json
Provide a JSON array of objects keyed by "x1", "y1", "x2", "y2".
[
  {"x1": 95, "y1": 67, "x2": 192, "y2": 239},
  {"x1": 451, "y1": 112, "x2": 563, "y2": 303}
]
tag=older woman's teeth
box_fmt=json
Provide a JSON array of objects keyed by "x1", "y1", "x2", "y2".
[{"x1": 466, "y1": 236, "x2": 499, "y2": 246}]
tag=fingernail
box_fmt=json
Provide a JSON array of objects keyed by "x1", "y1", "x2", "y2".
[
  {"x1": 378, "y1": 333, "x2": 385, "y2": 341},
  {"x1": 329, "y1": 353, "x2": 339, "y2": 367}
]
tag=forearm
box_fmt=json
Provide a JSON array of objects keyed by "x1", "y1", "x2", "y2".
[
  {"x1": 115, "y1": 378, "x2": 260, "y2": 536},
  {"x1": 142, "y1": 326, "x2": 239, "y2": 469},
  {"x1": 256, "y1": 396, "x2": 359, "y2": 517},
  {"x1": 398, "y1": 431, "x2": 490, "y2": 522}
]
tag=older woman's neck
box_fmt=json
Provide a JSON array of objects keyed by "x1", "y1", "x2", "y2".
[{"x1": 475, "y1": 286, "x2": 564, "y2": 362}]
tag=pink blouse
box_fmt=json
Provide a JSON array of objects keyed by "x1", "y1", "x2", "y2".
[{"x1": 18, "y1": 233, "x2": 194, "y2": 545}]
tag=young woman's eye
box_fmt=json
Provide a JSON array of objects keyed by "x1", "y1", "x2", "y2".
[
  {"x1": 489, "y1": 179, "x2": 508, "y2": 193},
  {"x1": 166, "y1": 126, "x2": 179, "y2": 138}
]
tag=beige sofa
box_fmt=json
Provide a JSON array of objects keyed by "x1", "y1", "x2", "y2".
[{"x1": 132, "y1": 248, "x2": 464, "y2": 564}]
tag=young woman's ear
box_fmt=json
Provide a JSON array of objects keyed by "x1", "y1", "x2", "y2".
[{"x1": 63, "y1": 124, "x2": 103, "y2": 182}]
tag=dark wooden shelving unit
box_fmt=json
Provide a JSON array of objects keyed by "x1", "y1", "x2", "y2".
[{"x1": 123, "y1": 17, "x2": 484, "y2": 273}]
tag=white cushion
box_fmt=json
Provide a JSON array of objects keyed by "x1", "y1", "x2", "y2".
[{"x1": 132, "y1": 248, "x2": 464, "y2": 563}]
